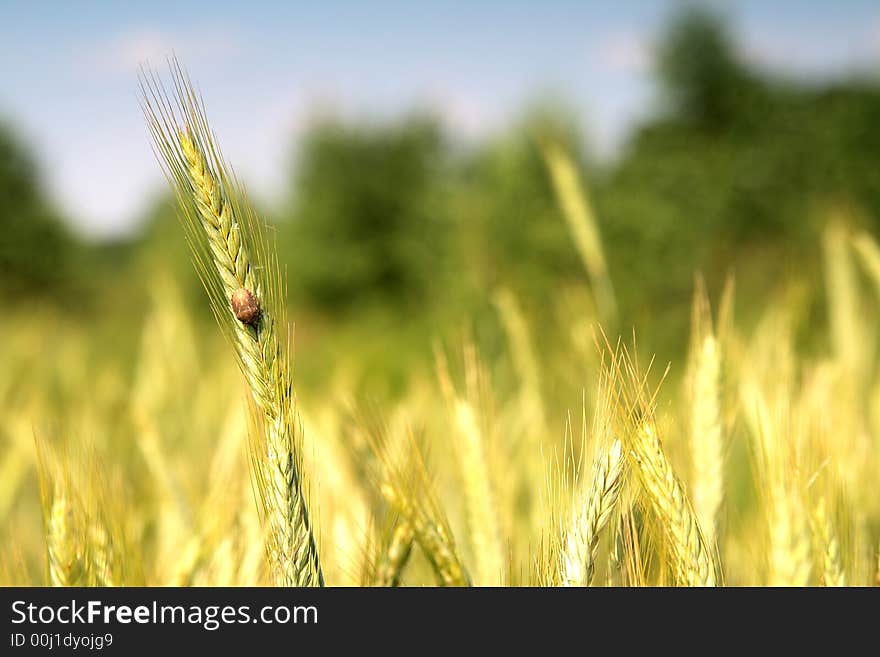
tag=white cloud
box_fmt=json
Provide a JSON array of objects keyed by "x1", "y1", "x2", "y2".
[
  {"x1": 593, "y1": 31, "x2": 652, "y2": 75},
  {"x1": 420, "y1": 87, "x2": 499, "y2": 138},
  {"x1": 82, "y1": 26, "x2": 241, "y2": 75}
]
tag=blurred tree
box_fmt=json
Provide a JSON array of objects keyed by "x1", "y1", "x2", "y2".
[
  {"x1": 282, "y1": 116, "x2": 451, "y2": 312},
  {"x1": 454, "y1": 109, "x2": 587, "y2": 306},
  {"x1": 656, "y1": 7, "x2": 758, "y2": 129},
  {"x1": 0, "y1": 123, "x2": 81, "y2": 299},
  {"x1": 595, "y1": 7, "x2": 880, "y2": 352},
  {"x1": 235, "y1": 6, "x2": 880, "y2": 365},
  {"x1": 129, "y1": 194, "x2": 215, "y2": 313}
]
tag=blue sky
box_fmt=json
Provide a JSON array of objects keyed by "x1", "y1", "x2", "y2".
[{"x1": 1, "y1": 1, "x2": 879, "y2": 238}]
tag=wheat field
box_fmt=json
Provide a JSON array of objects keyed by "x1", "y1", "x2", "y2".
[{"x1": 2, "y1": 67, "x2": 879, "y2": 588}]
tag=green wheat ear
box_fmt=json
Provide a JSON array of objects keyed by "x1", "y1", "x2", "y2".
[{"x1": 140, "y1": 60, "x2": 322, "y2": 587}]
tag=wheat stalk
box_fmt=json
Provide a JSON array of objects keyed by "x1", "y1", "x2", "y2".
[
  {"x1": 690, "y1": 335, "x2": 722, "y2": 546},
  {"x1": 437, "y1": 346, "x2": 504, "y2": 586},
  {"x1": 375, "y1": 429, "x2": 471, "y2": 587},
  {"x1": 35, "y1": 438, "x2": 85, "y2": 587},
  {"x1": 373, "y1": 520, "x2": 415, "y2": 587},
  {"x1": 823, "y1": 221, "x2": 867, "y2": 380},
  {"x1": 381, "y1": 482, "x2": 470, "y2": 586},
  {"x1": 493, "y1": 288, "x2": 546, "y2": 433},
  {"x1": 84, "y1": 466, "x2": 127, "y2": 587},
  {"x1": 631, "y1": 422, "x2": 718, "y2": 585},
  {"x1": 811, "y1": 498, "x2": 845, "y2": 587},
  {"x1": 88, "y1": 522, "x2": 121, "y2": 587},
  {"x1": 450, "y1": 399, "x2": 504, "y2": 585},
  {"x1": 603, "y1": 508, "x2": 645, "y2": 586},
  {"x1": 606, "y1": 345, "x2": 719, "y2": 586},
  {"x1": 560, "y1": 438, "x2": 624, "y2": 586},
  {"x1": 46, "y1": 493, "x2": 81, "y2": 586},
  {"x1": 767, "y1": 481, "x2": 812, "y2": 586},
  {"x1": 739, "y1": 339, "x2": 815, "y2": 587},
  {"x1": 141, "y1": 62, "x2": 322, "y2": 587},
  {"x1": 357, "y1": 403, "x2": 471, "y2": 586},
  {"x1": 540, "y1": 139, "x2": 617, "y2": 324},
  {"x1": 687, "y1": 283, "x2": 724, "y2": 548},
  {"x1": 875, "y1": 544, "x2": 880, "y2": 587},
  {"x1": 355, "y1": 403, "x2": 471, "y2": 586}
]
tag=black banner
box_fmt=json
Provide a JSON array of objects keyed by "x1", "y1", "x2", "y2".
[{"x1": 0, "y1": 587, "x2": 871, "y2": 653}]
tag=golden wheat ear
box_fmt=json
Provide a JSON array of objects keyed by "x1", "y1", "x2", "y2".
[
  {"x1": 539, "y1": 137, "x2": 617, "y2": 325},
  {"x1": 686, "y1": 277, "x2": 724, "y2": 549},
  {"x1": 601, "y1": 338, "x2": 720, "y2": 586},
  {"x1": 35, "y1": 436, "x2": 88, "y2": 587},
  {"x1": 140, "y1": 60, "x2": 322, "y2": 587},
  {"x1": 364, "y1": 417, "x2": 471, "y2": 587},
  {"x1": 370, "y1": 517, "x2": 416, "y2": 587},
  {"x1": 560, "y1": 439, "x2": 625, "y2": 587},
  {"x1": 542, "y1": 360, "x2": 625, "y2": 587},
  {"x1": 436, "y1": 343, "x2": 505, "y2": 586}
]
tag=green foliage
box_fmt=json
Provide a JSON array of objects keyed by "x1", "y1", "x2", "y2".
[
  {"x1": 5, "y1": 7, "x2": 880, "y2": 369},
  {"x1": 453, "y1": 111, "x2": 586, "y2": 305},
  {"x1": 595, "y1": 8, "x2": 880, "y2": 352},
  {"x1": 656, "y1": 7, "x2": 759, "y2": 128},
  {"x1": 283, "y1": 116, "x2": 451, "y2": 311},
  {"x1": 0, "y1": 123, "x2": 80, "y2": 300},
  {"x1": 137, "y1": 195, "x2": 210, "y2": 312}
]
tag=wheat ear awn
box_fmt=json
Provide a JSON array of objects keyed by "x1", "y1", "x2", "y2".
[
  {"x1": 561, "y1": 438, "x2": 624, "y2": 586},
  {"x1": 607, "y1": 345, "x2": 718, "y2": 586},
  {"x1": 141, "y1": 63, "x2": 322, "y2": 586}
]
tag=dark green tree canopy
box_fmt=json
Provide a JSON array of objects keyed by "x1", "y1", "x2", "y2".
[
  {"x1": 0, "y1": 123, "x2": 79, "y2": 299},
  {"x1": 657, "y1": 8, "x2": 760, "y2": 129},
  {"x1": 284, "y1": 116, "x2": 450, "y2": 311},
  {"x1": 596, "y1": 9, "x2": 880, "y2": 350}
]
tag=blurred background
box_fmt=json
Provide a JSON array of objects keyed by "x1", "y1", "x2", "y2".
[
  {"x1": 3, "y1": 0, "x2": 880, "y2": 586},
  {"x1": 3, "y1": 1, "x2": 880, "y2": 390},
  {"x1": 3, "y1": 1, "x2": 880, "y2": 386}
]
